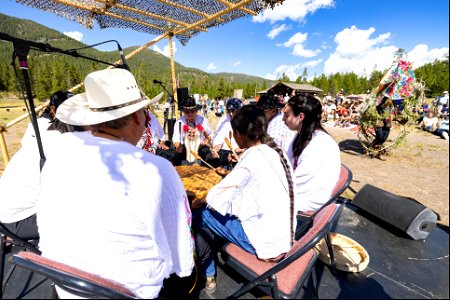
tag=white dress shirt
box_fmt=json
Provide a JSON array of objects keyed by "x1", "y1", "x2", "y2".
[
  {"x1": 213, "y1": 114, "x2": 239, "y2": 151},
  {"x1": 206, "y1": 144, "x2": 292, "y2": 259},
  {"x1": 171, "y1": 114, "x2": 213, "y2": 144},
  {"x1": 37, "y1": 131, "x2": 194, "y2": 299},
  {"x1": 268, "y1": 113, "x2": 295, "y2": 152}
]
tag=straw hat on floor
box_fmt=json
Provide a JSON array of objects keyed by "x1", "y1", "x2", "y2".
[{"x1": 315, "y1": 232, "x2": 369, "y2": 272}]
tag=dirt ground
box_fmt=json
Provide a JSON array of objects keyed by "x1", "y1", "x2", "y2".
[
  {"x1": 1, "y1": 109, "x2": 448, "y2": 226},
  {"x1": 326, "y1": 125, "x2": 449, "y2": 226}
]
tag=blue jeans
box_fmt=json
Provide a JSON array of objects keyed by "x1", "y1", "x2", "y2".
[{"x1": 194, "y1": 207, "x2": 256, "y2": 277}]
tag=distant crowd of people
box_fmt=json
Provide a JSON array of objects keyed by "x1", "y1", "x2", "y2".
[{"x1": 4, "y1": 68, "x2": 447, "y2": 298}]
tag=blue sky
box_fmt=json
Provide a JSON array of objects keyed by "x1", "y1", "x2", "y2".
[{"x1": 1, "y1": 0, "x2": 449, "y2": 81}]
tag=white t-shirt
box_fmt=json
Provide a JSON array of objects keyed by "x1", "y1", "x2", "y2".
[
  {"x1": 423, "y1": 116, "x2": 439, "y2": 128},
  {"x1": 206, "y1": 144, "x2": 292, "y2": 259},
  {"x1": 287, "y1": 130, "x2": 341, "y2": 212},
  {"x1": 37, "y1": 131, "x2": 194, "y2": 299}
]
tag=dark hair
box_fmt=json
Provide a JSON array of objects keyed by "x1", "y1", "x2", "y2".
[
  {"x1": 257, "y1": 94, "x2": 283, "y2": 110},
  {"x1": 287, "y1": 94, "x2": 326, "y2": 158},
  {"x1": 41, "y1": 90, "x2": 73, "y2": 120},
  {"x1": 47, "y1": 119, "x2": 85, "y2": 133},
  {"x1": 231, "y1": 105, "x2": 295, "y2": 244}
]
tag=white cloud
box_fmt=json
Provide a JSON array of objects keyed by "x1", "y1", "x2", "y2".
[
  {"x1": 265, "y1": 58, "x2": 323, "y2": 81},
  {"x1": 334, "y1": 26, "x2": 391, "y2": 59},
  {"x1": 292, "y1": 44, "x2": 321, "y2": 57},
  {"x1": 281, "y1": 32, "x2": 308, "y2": 47},
  {"x1": 267, "y1": 24, "x2": 290, "y2": 40},
  {"x1": 206, "y1": 62, "x2": 217, "y2": 71},
  {"x1": 408, "y1": 44, "x2": 449, "y2": 68},
  {"x1": 153, "y1": 43, "x2": 177, "y2": 57},
  {"x1": 323, "y1": 26, "x2": 449, "y2": 76},
  {"x1": 232, "y1": 61, "x2": 242, "y2": 66},
  {"x1": 279, "y1": 32, "x2": 321, "y2": 58},
  {"x1": 63, "y1": 31, "x2": 83, "y2": 41},
  {"x1": 253, "y1": 0, "x2": 335, "y2": 24}
]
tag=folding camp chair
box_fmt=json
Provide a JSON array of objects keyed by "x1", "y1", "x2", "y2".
[
  {"x1": 0, "y1": 221, "x2": 40, "y2": 297},
  {"x1": 295, "y1": 163, "x2": 353, "y2": 272},
  {"x1": 11, "y1": 251, "x2": 138, "y2": 299},
  {"x1": 221, "y1": 203, "x2": 343, "y2": 299}
]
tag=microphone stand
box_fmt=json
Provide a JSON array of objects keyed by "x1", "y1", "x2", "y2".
[
  {"x1": 0, "y1": 32, "x2": 124, "y2": 69},
  {"x1": 0, "y1": 33, "x2": 131, "y2": 171},
  {"x1": 13, "y1": 42, "x2": 46, "y2": 170},
  {"x1": 154, "y1": 80, "x2": 178, "y2": 140}
]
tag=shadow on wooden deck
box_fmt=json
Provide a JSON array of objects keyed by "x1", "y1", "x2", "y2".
[{"x1": 2, "y1": 203, "x2": 449, "y2": 299}]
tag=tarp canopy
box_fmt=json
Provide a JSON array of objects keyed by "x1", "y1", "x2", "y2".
[{"x1": 14, "y1": 0, "x2": 286, "y2": 45}]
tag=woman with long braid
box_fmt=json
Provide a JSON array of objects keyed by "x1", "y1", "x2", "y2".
[
  {"x1": 283, "y1": 94, "x2": 341, "y2": 214},
  {"x1": 193, "y1": 105, "x2": 295, "y2": 292}
]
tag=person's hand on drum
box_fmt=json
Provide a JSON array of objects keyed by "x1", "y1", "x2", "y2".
[
  {"x1": 191, "y1": 197, "x2": 206, "y2": 209},
  {"x1": 173, "y1": 142, "x2": 183, "y2": 153},
  {"x1": 158, "y1": 141, "x2": 169, "y2": 150},
  {"x1": 210, "y1": 148, "x2": 220, "y2": 159},
  {"x1": 215, "y1": 166, "x2": 230, "y2": 177}
]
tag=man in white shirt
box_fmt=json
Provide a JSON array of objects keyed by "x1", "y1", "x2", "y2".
[
  {"x1": 37, "y1": 69, "x2": 194, "y2": 299},
  {"x1": 257, "y1": 94, "x2": 295, "y2": 152},
  {"x1": 0, "y1": 91, "x2": 74, "y2": 240},
  {"x1": 137, "y1": 109, "x2": 168, "y2": 153}
]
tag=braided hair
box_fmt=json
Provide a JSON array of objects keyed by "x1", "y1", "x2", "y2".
[
  {"x1": 286, "y1": 94, "x2": 326, "y2": 159},
  {"x1": 231, "y1": 105, "x2": 295, "y2": 245}
]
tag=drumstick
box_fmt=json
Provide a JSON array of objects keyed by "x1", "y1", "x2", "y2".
[
  {"x1": 224, "y1": 137, "x2": 238, "y2": 157},
  {"x1": 203, "y1": 130, "x2": 212, "y2": 144},
  {"x1": 190, "y1": 151, "x2": 215, "y2": 170}
]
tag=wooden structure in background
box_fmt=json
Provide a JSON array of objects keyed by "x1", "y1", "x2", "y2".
[{"x1": 1, "y1": 0, "x2": 286, "y2": 166}]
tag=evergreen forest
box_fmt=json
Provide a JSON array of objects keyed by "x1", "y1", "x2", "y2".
[{"x1": 0, "y1": 13, "x2": 448, "y2": 103}]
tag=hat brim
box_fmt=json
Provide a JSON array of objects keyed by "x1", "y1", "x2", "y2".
[
  {"x1": 182, "y1": 105, "x2": 202, "y2": 112},
  {"x1": 56, "y1": 93, "x2": 150, "y2": 126}
]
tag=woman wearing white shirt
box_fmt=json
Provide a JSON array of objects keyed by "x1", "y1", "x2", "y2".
[
  {"x1": 282, "y1": 94, "x2": 341, "y2": 213},
  {"x1": 195, "y1": 105, "x2": 295, "y2": 291}
]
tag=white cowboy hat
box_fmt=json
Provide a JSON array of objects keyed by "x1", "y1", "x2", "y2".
[
  {"x1": 56, "y1": 69, "x2": 150, "y2": 126},
  {"x1": 143, "y1": 92, "x2": 164, "y2": 105}
]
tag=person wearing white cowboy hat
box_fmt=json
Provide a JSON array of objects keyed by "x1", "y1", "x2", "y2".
[
  {"x1": 36, "y1": 68, "x2": 194, "y2": 299},
  {"x1": 172, "y1": 97, "x2": 214, "y2": 164}
]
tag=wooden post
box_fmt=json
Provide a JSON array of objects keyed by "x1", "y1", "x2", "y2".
[
  {"x1": 0, "y1": 127, "x2": 10, "y2": 165},
  {"x1": 169, "y1": 32, "x2": 179, "y2": 119}
]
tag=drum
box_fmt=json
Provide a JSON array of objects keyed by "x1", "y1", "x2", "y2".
[{"x1": 175, "y1": 165, "x2": 222, "y2": 202}]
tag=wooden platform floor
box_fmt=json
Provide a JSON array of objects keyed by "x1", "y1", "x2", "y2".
[{"x1": 2, "y1": 203, "x2": 449, "y2": 299}]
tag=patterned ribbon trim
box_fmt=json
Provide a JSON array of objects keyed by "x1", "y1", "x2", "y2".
[{"x1": 90, "y1": 98, "x2": 143, "y2": 112}]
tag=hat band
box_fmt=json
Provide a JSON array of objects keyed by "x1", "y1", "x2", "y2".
[
  {"x1": 184, "y1": 105, "x2": 198, "y2": 110},
  {"x1": 90, "y1": 98, "x2": 143, "y2": 112}
]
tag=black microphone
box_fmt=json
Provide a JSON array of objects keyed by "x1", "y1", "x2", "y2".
[
  {"x1": 153, "y1": 79, "x2": 163, "y2": 84},
  {"x1": 116, "y1": 42, "x2": 130, "y2": 71}
]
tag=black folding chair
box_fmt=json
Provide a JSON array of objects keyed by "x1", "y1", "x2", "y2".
[
  {"x1": 12, "y1": 251, "x2": 138, "y2": 299},
  {"x1": 295, "y1": 163, "x2": 353, "y2": 272},
  {"x1": 0, "y1": 221, "x2": 40, "y2": 297}
]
